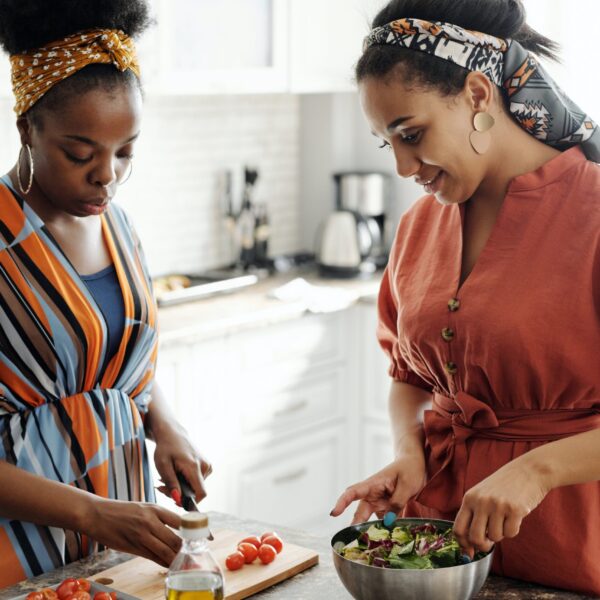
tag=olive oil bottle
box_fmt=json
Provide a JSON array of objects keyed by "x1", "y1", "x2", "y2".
[{"x1": 166, "y1": 513, "x2": 224, "y2": 600}]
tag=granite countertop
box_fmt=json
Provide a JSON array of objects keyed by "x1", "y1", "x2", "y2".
[
  {"x1": 1, "y1": 512, "x2": 595, "y2": 600},
  {"x1": 156, "y1": 270, "x2": 381, "y2": 347}
]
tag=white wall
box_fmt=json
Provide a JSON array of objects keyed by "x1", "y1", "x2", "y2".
[{"x1": 525, "y1": 0, "x2": 600, "y2": 117}]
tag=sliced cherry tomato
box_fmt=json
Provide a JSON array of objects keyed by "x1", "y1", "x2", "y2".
[
  {"x1": 262, "y1": 535, "x2": 283, "y2": 554},
  {"x1": 225, "y1": 551, "x2": 245, "y2": 571},
  {"x1": 258, "y1": 543, "x2": 277, "y2": 565},
  {"x1": 260, "y1": 531, "x2": 278, "y2": 543},
  {"x1": 239, "y1": 536, "x2": 261, "y2": 550},
  {"x1": 64, "y1": 592, "x2": 91, "y2": 600},
  {"x1": 75, "y1": 580, "x2": 91, "y2": 593},
  {"x1": 237, "y1": 542, "x2": 259, "y2": 564},
  {"x1": 93, "y1": 593, "x2": 117, "y2": 600},
  {"x1": 26, "y1": 593, "x2": 44, "y2": 600},
  {"x1": 57, "y1": 580, "x2": 78, "y2": 600}
]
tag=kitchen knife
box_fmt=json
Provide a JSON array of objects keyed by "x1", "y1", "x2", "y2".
[{"x1": 176, "y1": 471, "x2": 214, "y2": 541}]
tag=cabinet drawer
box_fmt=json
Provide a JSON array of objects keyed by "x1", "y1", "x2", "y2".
[
  {"x1": 240, "y1": 368, "x2": 344, "y2": 436},
  {"x1": 236, "y1": 428, "x2": 344, "y2": 527},
  {"x1": 360, "y1": 304, "x2": 392, "y2": 419},
  {"x1": 237, "y1": 312, "x2": 347, "y2": 369}
]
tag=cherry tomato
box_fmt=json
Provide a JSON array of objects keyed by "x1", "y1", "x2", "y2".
[
  {"x1": 262, "y1": 535, "x2": 283, "y2": 554},
  {"x1": 239, "y1": 536, "x2": 261, "y2": 550},
  {"x1": 258, "y1": 543, "x2": 277, "y2": 565},
  {"x1": 237, "y1": 542, "x2": 259, "y2": 564},
  {"x1": 225, "y1": 551, "x2": 245, "y2": 571},
  {"x1": 75, "y1": 581, "x2": 91, "y2": 593},
  {"x1": 26, "y1": 590, "x2": 58, "y2": 600},
  {"x1": 93, "y1": 593, "x2": 117, "y2": 600},
  {"x1": 64, "y1": 592, "x2": 91, "y2": 600},
  {"x1": 57, "y1": 580, "x2": 78, "y2": 600},
  {"x1": 260, "y1": 531, "x2": 278, "y2": 543}
]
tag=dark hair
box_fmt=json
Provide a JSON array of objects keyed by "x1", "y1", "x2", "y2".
[
  {"x1": 356, "y1": 0, "x2": 560, "y2": 95},
  {"x1": 0, "y1": 0, "x2": 153, "y2": 123}
]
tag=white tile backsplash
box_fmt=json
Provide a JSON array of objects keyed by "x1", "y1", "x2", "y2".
[
  {"x1": 0, "y1": 93, "x2": 302, "y2": 277},
  {"x1": 123, "y1": 94, "x2": 302, "y2": 276}
]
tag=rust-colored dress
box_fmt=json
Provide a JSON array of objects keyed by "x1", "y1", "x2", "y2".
[{"x1": 377, "y1": 147, "x2": 600, "y2": 596}]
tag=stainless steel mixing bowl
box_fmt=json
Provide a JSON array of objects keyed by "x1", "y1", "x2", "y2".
[{"x1": 331, "y1": 517, "x2": 494, "y2": 600}]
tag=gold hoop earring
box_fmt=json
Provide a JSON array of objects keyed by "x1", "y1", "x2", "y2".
[
  {"x1": 17, "y1": 144, "x2": 34, "y2": 195},
  {"x1": 469, "y1": 112, "x2": 495, "y2": 155},
  {"x1": 119, "y1": 161, "x2": 133, "y2": 185}
]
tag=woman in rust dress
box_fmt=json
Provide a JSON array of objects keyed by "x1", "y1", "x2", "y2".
[{"x1": 331, "y1": 0, "x2": 600, "y2": 595}]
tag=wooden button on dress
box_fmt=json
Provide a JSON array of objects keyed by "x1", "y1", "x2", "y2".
[
  {"x1": 441, "y1": 328, "x2": 455, "y2": 342},
  {"x1": 448, "y1": 298, "x2": 460, "y2": 312},
  {"x1": 444, "y1": 361, "x2": 458, "y2": 375}
]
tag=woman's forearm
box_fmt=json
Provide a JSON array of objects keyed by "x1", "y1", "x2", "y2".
[
  {"x1": 388, "y1": 381, "x2": 432, "y2": 458},
  {"x1": 0, "y1": 460, "x2": 93, "y2": 530},
  {"x1": 520, "y1": 427, "x2": 600, "y2": 490}
]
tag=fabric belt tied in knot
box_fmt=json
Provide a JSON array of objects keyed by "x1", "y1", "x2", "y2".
[{"x1": 415, "y1": 391, "x2": 600, "y2": 513}]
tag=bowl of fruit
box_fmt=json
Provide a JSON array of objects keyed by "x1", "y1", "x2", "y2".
[{"x1": 331, "y1": 517, "x2": 493, "y2": 600}]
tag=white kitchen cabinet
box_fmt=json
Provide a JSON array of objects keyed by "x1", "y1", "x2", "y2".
[
  {"x1": 239, "y1": 365, "x2": 346, "y2": 439},
  {"x1": 288, "y1": 0, "x2": 369, "y2": 94},
  {"x1": 358, "y1": 301, "x2": 391, "y2": 421},
  {"x1": 288, "y1": 0, "x2": 390, "y2": 93},
  {"x1": 144, "y1": 0, "x2": 289, "y2": 95},
  {"x1": 234, "y1": 425, "x2": 346, "y2": 532},
  {"x1": 154, "y1": 301, "x2": 399, "y2": 528},
  {"x1": 154, "y1": 311, "x2": 359, "y2": 518},
  {"x1": 362, "y1": 421, "x2": 394, "y2": 479},
  {"x1": 141, "y1": 0, "x2": 384, "y2": 95}
]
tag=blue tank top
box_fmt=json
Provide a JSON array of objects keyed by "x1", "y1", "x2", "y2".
[{"x1": 81, "y1": 265, "x2": 125, "y2": 363}]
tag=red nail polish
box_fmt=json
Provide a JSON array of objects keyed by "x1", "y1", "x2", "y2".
[{"x1": 170, "y1": 489, "x2": 182, "y2": 507}]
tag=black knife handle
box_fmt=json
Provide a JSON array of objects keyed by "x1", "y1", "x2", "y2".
[{"x1": 176, "y1": 471, "x2": 197, "y2": 511}]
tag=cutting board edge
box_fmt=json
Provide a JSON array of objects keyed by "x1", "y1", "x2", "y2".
[{"x1": 226, "y1": 553, "x2": 320, "y2": 600}]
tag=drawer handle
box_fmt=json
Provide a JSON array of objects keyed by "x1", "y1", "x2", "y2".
[
  {"x1": 274, "y1": 399, "x2": 308, "y2": 418},
  {"x1": 273, "y1": 468, "x2": 307, "y2": 485}
]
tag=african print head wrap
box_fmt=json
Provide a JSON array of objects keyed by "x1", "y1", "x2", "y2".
[
  {"x1": 363, "y1": 18, "x2": 600, "y2": 162},
  {"x1": 10, "y1": 28, "x2": 140, "y2": 116}
]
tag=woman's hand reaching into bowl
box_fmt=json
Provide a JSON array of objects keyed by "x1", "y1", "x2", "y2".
[{"x1": 330, "y1": 453, "x2": 427, "y2": 525}]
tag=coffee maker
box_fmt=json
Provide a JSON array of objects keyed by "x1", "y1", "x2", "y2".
[{"x1": 317, "y1": 171, "x2": 390, "y2": 277}]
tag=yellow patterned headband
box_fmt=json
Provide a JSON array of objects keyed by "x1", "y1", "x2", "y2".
[{"x1": 10, "y1": 28, "x2": 140, "y2": 116}]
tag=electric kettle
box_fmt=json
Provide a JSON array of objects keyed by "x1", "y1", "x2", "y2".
[{"x1": 316, "y1": 210, "x2": 376, "y2": 277}]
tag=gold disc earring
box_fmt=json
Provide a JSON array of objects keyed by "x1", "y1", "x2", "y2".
[
  {"x1": 17, "y1": 143, "x2": 34, "y2": 195},
  {"x1": 469, "y1": 112, "x2": 495, "y2": 155}
]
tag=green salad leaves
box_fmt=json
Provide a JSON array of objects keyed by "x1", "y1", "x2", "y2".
[{"x1": 336, "y1": 522, "x2": 466, "y2": 570}]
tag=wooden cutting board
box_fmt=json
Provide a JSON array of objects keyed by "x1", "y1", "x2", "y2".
[{"x1": 90, "y1": 529, "x2": 319, "y2": 600}]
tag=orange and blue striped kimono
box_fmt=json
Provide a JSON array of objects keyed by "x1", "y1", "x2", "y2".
[{"x1": 0, "y1": 179, "x2": 158, "y2": 586}]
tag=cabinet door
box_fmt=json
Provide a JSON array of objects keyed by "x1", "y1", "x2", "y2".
[
  {"x1": 149, "y1": 0, "x2": 289, "y2": 94},
  {"x1": 235, "y1": 426, "x2": 346, "y2": 530},
  {"x1": 362, "y1": 421, "x2": 393, "y2": 479},
  {"x1": 359, "y1": 303, "x2": 392, "y2": 420},
  {"x1": 289, "y1": 0, "x2": 381, "y2": 93}
]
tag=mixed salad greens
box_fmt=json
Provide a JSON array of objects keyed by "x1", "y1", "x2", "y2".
[{"x1": 335, "y1": 522, "x2": 484, "y2": 570}]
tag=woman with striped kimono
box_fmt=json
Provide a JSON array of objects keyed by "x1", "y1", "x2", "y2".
[{"x1": 0, "y1": 0, "x2": 211, "y2": 586}]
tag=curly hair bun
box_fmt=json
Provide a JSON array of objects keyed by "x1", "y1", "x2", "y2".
[{"x1": 0, "y1": 0, "x2": 152, "y2": 54}]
